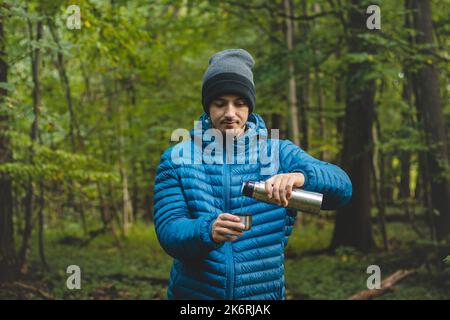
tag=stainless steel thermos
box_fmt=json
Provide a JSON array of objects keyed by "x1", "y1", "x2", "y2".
[{"x1": 241, "y1": 181, "x2": 323, "y2": 214}]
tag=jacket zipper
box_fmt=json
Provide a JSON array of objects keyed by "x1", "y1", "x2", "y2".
[{"x1": 224, "y1": 141, "x2": 234, "y2": 300}]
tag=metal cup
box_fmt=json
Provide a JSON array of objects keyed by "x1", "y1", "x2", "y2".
[{"x1": 234, "y1": 213, "x2": 252, "y2": 231}]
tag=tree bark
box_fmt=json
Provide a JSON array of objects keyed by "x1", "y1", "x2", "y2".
[
  {"x1": 268, "y1": 4, "x2": 287, "y2": 140},
  {"x1": 146, "y1": 163, "x2": 156, "y2": 222},
  {"x1": 117, "y1": 85, "x2": 133, "y2": 236},
  {"x1": 382, "y1": 155, "x2": 394, "y2": 204},
  {"x1": 0, "y1": 13, "x2": 17, "y2": 284},
  {"x1": 19, "y1": 18, "x2": 43, "y2": 273},
  {"x1": 330, "y1": 0, "x2": 375, "y2": 252},
  {"x1": 400, "y1": 0, "x2": 413, "y2": 203},
  {"x1": 399, "y1": 155, "x2": 411, "y2": 199},
  {"x1": 297, "y1": 0, "x2": 310, "y2": 150},
  {"x1": 127, "y1": 83, "x2": 139, "y2": 221},
  {"x1": 334, "y1": 48, "x2": 344, "y2": 164},
  {"x1": 37, "y1": 181, "x2": 49, "y2": 269},
  {"x1": 284, "y1": 0, "x2": 301, "y2": 146},
  {"x1": 399, "y1": 73, "x2": 413, "y2": 201},
  {"x1": 371, "y1": 114, "x2": 389, "y2": 251},
  {"x1": 313, "y1": 59, "x2": 325, "y2": 159},
  {"x1": 48, "y1": 20, "x2": 80, "y2": 150},
  {"x1": 105, "y1": 78, "x2": 133, "y2": 236},
  {"x1": 96, "y1": 182, "x2": 122, "y2": 247},
  {"x1": 48, "y1": 19, "x2": 88, "y2": 236},
  {"x1": 312, "y1": 3, "x2": 326, "y2": 160},
  {"x1": 411, "y1": 0, "x2": 450, "y2": 241}
]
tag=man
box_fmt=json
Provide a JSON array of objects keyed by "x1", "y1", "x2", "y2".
[{"x1": 153, "y1": 49, "x2": 352, "y2": 300}]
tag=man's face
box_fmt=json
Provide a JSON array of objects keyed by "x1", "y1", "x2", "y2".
[{"x1": 209, "y1": 94, "x2": 249, "y2": 135}]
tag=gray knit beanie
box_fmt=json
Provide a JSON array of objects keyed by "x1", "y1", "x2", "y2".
[{"x1": 201, "y1": 49, "x2": 256, "y2": 114}]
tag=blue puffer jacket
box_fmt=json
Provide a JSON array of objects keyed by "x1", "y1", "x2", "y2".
[{"x1": 153, "y1": 113, "x2": 352, "y2": 300}]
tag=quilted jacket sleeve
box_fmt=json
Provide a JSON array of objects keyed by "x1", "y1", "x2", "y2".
[
  {"x1": 153, "y1": 148, "x2": 222, "y2": 261},
  {"x1": 280, "y1": 140, "x2": 352, "y2": 210}
]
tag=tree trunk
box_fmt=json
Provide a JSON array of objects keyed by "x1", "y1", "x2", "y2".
[
  {"x1": 48, "y1": 19, "x2": 88, "y2": 236},
  {"x1": 312, "y1": 3, "x2": 326, "y2": 160},
  {"x1": 37, "y1": 181, "x2": 49, "y2": 269},
  {"x1": 146, "y1": 163, "x2": 156, "y2": 222},
  {"x1": 330, "y1": 0, "x2": 375, "y2": 252},
  {"x1": 271, "y1": 113, "x2": 282, "y2": 133},
  {"x1": 334, "y1": 48, "x2": 344, "y2": 164},
  {"x1": 0, "y1": 14, "x2": 17, "y2": 284},
  {"x1": 48, "y1": 20, "x2": 80, "y2": 150},
  {"x1": 97, "y1": 182, "x2": 122, "y2": 247},
  {"x1": 120, "y1": 160, "x2": 133, "y2": 236},
  {"x1": 127, "y1": 83, "x2": 140, "y2": 221},
  {"x1": 399, "y1": 72, "x2": 413, "y2": 200},
  {"x1": 411, "y1": 0, "x2": 450, "y2": 241},
  {"x1": 399, "y1": 154, "x2": 411, "y2": 200},
  {"x1": 404, "y1": 0, "x2": 421, "y2": 204},
  {"x1": 399, "y1": 2, "x2": 414, "y2": 201},
  {"x1": 297, "y1": 0, "x2": 310, "y2": 150},
  {"x1": 268, "y1": 6, "x2": 287, "y2": 140},
  {"x1": 371, "y1": 114, "x2": 389, "y2": 251},
  {"x1": 117, "y1": 89, "x2": 133, "y2": 236},
  {"x1": 299, "y1": 76, "x2": 310, "y2": 150},
  {"x1": 313, "y1": 59, "x2": 325, "y2": 159},
  {"x1": 19, "y1": 18, "x2": 44, "y2": 273},
  {"x1": 106, "y1": 78, "x2": 133, "y2": 236},
  {"x1": 382, "y1": 156, "x2": 394, "y2": 204},
  {"x1": 131, "y1": 161, "x2": 139, "y2": 221},
  {"x1": 284, "y1": 0, "x2": 301, "y2": 146}
]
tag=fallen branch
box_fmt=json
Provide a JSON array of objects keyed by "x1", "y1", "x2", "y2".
[
  {"x1": 13, "y1": 281, "x2": 55, "y2": 300},
  {"x1": 348, "y1": 269, "x2": 417, "y2": 300}
]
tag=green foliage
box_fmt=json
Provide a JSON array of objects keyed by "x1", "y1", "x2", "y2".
[{"x1": 0, "y1": 131, "x2": 119, "y2": 183}]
